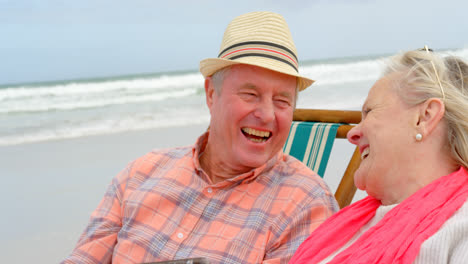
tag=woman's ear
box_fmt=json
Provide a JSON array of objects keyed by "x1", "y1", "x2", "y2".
[{"x1": 417, "y1": 98, "x2": 445, "y2": 136}]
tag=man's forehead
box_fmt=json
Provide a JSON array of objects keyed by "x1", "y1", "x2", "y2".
[{"x1": 240, "y1": 82, "x2": 294, "y2": 96}]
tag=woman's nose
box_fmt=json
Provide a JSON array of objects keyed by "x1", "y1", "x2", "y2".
[{"x1": 347, "y1": 124, "x2": 362, "y2": 145}]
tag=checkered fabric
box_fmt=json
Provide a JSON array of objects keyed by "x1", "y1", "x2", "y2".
[{"x1": 62, "y1": 133, "x2": 338, "y2": 264}]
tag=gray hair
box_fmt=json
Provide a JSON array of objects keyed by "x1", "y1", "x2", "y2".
[
  {"x1": 210, "y1": 66, "x2": 300, "y2": 109},
  {"x1": 384, "y1": 49, "x2": 468, "y2": 168}
]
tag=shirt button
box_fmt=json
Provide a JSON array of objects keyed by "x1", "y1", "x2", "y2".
[
  {"x1": 177, "y1": 232, "x2": 184, "y2": 239},
  {"x1": 207, "y1": 188, "x2": 213, "y2": 193}
]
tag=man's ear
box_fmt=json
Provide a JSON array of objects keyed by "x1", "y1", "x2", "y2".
[
  {"x1": 417, "y1": 98, "x2": 445, "y2": 137},
  {"x1": 205, "y1": 77, "x2": 215, "y2": 111}
]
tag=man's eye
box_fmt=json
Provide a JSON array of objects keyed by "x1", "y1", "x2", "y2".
[
  {"x1": 239, "y1": 92, "x2": 256, "y2": 101},
  {"x1": 241, "y1": 92, "x2": 256, "y2": 97},
  {"x1": 275, "y1": 99, "x2": 291, "y2": 107}
]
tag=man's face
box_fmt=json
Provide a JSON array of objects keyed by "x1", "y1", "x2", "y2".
[{"x1": 205, "y1": 64, "x2": 297, "y2": 174}]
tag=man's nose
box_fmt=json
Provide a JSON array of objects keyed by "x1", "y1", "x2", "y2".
[{"x1": 254, "y1": 99, "x2": 275, "y2": 123}]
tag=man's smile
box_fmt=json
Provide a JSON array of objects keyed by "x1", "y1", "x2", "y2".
[{"x1": 241, "y1": 127, "x2": 272, "y2": 143}]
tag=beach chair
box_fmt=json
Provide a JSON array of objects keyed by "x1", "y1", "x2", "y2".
[{"x1": 283, "y1": 109, "x2": 362, "y2": 208}]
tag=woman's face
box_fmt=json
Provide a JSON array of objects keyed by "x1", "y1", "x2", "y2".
[{"x1": 347, "y1": 74, "x2": 419, "y2": 202}]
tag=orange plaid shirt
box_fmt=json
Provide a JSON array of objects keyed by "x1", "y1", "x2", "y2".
[{"x1": 63, "y1": 133, "x2": 338, "y2": 264}]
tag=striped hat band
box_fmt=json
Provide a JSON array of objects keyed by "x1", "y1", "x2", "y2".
[{"x1": 218, "y1": 41, "x2": 299, "y2": 72}]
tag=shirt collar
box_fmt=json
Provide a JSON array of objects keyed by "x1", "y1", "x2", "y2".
[{"x1": 192, "y1": 131, "x2": 283, "y2": 187}]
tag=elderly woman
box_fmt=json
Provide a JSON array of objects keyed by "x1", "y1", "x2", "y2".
[{"x1": 289, "y1": 48, "x2": 468, "y2": 264}]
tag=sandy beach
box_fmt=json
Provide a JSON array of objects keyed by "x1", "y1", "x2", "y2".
[
  {"x1": 0, "y1": 122, "x2": 364, "y2": 263},
  {"x1": 1, "y1": 124, "x2": 207, "y2": 263}
]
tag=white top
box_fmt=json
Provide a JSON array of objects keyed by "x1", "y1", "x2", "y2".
[{"x1": 319, "y1": 201, "x2": 468, "y2": 264}]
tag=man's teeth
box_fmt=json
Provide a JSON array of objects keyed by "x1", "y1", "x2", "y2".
[
  {"x1": 242, "y1": 127, "x2": 270, "y2": 143},
  {"x1": 242, "y1": 128, "x2": 271, "y2": 138},
  {"x1": 361, "y1": 148, "x2": 370, "y2": 159}
]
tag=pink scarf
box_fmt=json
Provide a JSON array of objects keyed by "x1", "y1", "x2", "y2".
[{"x1": 289, "y1": 167, "x2": 468, "y2": 264}]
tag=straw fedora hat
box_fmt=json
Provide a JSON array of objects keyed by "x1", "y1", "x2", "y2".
[{"x1": 199, "y1": 11, "x2": 314, "y2": 91}]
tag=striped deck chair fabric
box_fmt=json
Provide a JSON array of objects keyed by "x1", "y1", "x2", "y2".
[{"x1": 283, "y1": 121, "x2": 340, "y2": 177}]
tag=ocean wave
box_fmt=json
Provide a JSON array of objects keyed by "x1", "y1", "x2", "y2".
[
  {"x1": 1, "y1": 87, "x2": 199, "y2": 114},
  {"x1": 0, "y1": 110, "x2": 210, "y2": 146},
  {"x1": 302, "y1": 59, "x2": 384, "y2": 86},
  {"x1": 301, "y1": 47, "x2": 468, "y2": 86},
  {"x1": 0, "y1": 73, "x2": 204, "y2": 101}
]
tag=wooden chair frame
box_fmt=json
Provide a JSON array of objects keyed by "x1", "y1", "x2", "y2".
[{"x1": 293, "y1": 109, "x2": 362, "y2": 208}]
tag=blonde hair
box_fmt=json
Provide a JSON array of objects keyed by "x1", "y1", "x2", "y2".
[{"x1": 384, "y1": 49, "x2": 468, "y2": 168}]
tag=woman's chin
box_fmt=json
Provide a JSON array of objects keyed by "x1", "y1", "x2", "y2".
[{"x1": 353, "y1": 170, "x2": 367, "y2": 191}]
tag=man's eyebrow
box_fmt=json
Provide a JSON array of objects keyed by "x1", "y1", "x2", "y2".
[
  {"x1": 239, "y1": 83, "x2": 293, "y2": 99},
  {"x1": 241, "y1": 83, "x2": 258, "y2": 90},
  {"x1": 278, "y1": 91, "x2": 293, "y2": 99}
]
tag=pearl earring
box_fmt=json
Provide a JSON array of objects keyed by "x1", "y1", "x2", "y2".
[{"x1": 416, "y1": 133, "x2": 423, "y2": 141}]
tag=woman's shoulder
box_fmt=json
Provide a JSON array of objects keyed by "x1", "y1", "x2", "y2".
[
  {"x1": 456, "y1": 198, "x2": 468, "y2": 213},
  {"x1": 443, "y1": 199, "x2": 468, "y2": 226},
  {"x1": 433, "y1": 199, "x2": 468, "y2": 240},
  {"x1": 414, "y1": 199, "x2": 468, "y2": 264}
]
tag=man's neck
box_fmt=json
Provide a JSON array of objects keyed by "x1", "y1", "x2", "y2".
[{"x1": 199, "y1": 145, "x2": 253, "y2": 184}]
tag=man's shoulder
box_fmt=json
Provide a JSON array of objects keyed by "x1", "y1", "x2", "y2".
[
  {"x1": 149, "y1": 145, "x2": 193, "y2": 158},
  {"x1": 270, "y1": 153, "x2": 334, "y2": 194},
  {"x1": 277, "y1": 153, "x2": 319, "y2": 176},
  {"x1": 112, "y1": 145, "x2": 195, "y2": 194},
  {"x1": 257, "y1": 153, "x2": 338, "y2": 212},
  {"x1": 130, "y1": 145, "x2": 193, "y2": 173}
]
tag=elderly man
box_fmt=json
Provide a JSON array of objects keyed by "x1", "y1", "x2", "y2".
[{"x1": 63, "y1": 11, "x2": 338, "y2": 264}]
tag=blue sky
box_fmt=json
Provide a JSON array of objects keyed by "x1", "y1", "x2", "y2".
[{"x1": 1, "y1": 0, "x2": 467, "y2": 85}]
